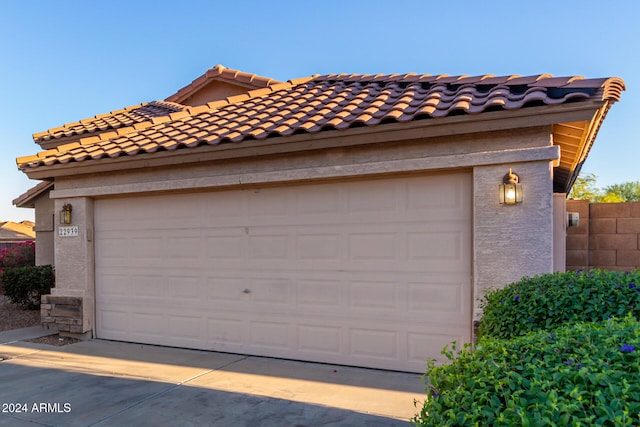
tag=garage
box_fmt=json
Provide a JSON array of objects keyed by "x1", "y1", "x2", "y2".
[
  {"x1": 94, "y1": 172, "x2": 472, "y2": 372},
  {"x1": 19, "y1": 66, "x2": 610, "y2": 374}
]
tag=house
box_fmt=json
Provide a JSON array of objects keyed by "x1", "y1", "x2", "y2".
[
  {"x1": 13, "y1": 181, "x2": 54, "y2": 264},
  {"x1": 0, "y1": 220, "x2": 36, "y2": 251},
  {"x1": 15, "y1": 65, "x2": 624, "y2": 372}
]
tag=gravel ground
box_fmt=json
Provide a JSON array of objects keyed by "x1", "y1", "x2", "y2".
[
  {"x1": 0, "y1": 295, "x2": 80, "y2": 346},
  {"x1": 0, "y1": 295, "x2": 40, "y2": 331}
]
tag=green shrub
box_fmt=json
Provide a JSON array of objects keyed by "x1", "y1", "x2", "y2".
[
  {"x1": 412, "y1": 317, "x2": 640, "y2": 426},
  {"x1": 1, "y1": 265, "x2": 54, "y2": 310},
  {"x1": 478, "y1": 270, "x2": 640, "y2": 340},
  {"x1": 0, "y1": 241, "x2": 35, "y2": 273}
]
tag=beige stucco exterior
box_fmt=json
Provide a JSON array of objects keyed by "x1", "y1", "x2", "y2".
[
  {"x1": 174, "y1": 80, "x2": 258, "y2": 107},
  {"x1": 52, "y1": 197, "x2": 94, "y2": 334},
  {"x1": 473, "y1": 160, "x2": 555, "y2": 317},
  {"x1": 13, "y1": 66, "x2": 623, "y2": 370},
  {"x1": 33, "y1": 191, "x2": 55, "y2": 266},
  {"x1": 46, "y1": 124, "x2": 560, "y2": 338}
]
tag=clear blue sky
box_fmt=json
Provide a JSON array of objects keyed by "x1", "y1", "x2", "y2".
[{"x1": 1, "y1": 0, "x2": 638, "y2": 221}]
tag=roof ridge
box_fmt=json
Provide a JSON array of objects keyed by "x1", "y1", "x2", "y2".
[{"x1": 165, "y1": 65, "x2": 284, "y2": 104}]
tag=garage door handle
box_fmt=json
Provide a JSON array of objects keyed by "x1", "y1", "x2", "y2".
[{"x1": 243, "y1": 289, "x2": 251, "y2": 294}]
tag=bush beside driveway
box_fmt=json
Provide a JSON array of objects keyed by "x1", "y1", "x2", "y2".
[{"x1": 414, "y1": 270, "x2": 640, "y2": 426}]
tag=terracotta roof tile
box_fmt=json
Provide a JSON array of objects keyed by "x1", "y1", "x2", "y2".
[
  {"x1": 33, "y1": 101, "x2": 186, "y2": 144},
  {"x1": 165, "y1": 64, "x2": 282, "y2": 104},
  {"x1": 17, "y1": 71, "x2": 625, "y2": 170}
]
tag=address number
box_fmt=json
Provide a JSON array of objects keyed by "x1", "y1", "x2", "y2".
[{"x1": 58, "y1": 226, "x2": 79, "y2": 237}]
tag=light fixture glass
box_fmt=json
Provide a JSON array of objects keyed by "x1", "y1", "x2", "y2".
[
  {"x1": 499, "y1": 169, "x2": 522, "y2": 205},
  {"x1": 60, "y1": 203, "x2": 72, "y2": 224}
]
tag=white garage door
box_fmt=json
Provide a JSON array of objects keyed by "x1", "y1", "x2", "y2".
[{"x1": 95, "y1": 172, "x2": 472, "y2": 372}]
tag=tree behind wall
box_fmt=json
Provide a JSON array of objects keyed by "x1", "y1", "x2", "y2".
[{"x1": 569, "y1": 173, "x2": 640, "y2": 202}]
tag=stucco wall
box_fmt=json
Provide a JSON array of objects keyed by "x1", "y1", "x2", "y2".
[
  {"x1": 566, "y1": 200, "x2": 640, "y2": 271},
  {"x1": 52, "y1": 197, "x2": 94, "y2": 334},
  {"x1": 52, "y1": 127, "x2": 556, "y2": 196},
  {"x1": 47, "y1": 126, "x2": 559, "y2": 338},
  {"x1": 473, "y1": 161, "x2": 555, "y2": 321},
  {"x1": 33, "y1": 192, "x2": 55, "y2": 266},
  {"x1": 179, "y1": 81, "x2": 254, "y2": 106}
]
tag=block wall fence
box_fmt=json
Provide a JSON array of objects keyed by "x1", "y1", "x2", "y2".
[{"x1": 566, "y1": 200, "x2": 640, "y2": 271}]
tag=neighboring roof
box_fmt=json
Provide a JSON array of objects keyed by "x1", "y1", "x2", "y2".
[
  {"x1": 17, "y1": 70, "x2": 625, "y2": 191},
  {"x1": 13, "y1": 181, "x2": 54, "y2": 208},
  {"x1": 33, "y1": 101, "x2": 186, "y2": 147},
  {"x1": 165, "y1": 64, "x2": 283, "y2": 104},
  {"x1": 0, "y1": 221, "x2": 35, "y2": 242}
]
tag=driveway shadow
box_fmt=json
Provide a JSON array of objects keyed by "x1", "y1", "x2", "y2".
[{"x1": 0, "y1": 340, "x2": 424, "y2": 426}]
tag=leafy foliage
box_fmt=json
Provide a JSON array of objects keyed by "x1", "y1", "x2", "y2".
[
  {"x1": 569, "y1": 173, "x2": 640, "y2": 202},
  {"x1": 569, "y1": 172, "x2": 600, "y2": 201},
  {"x1": 0, "y1": 241, "x2": 35, "y2": 276},
  {"x1": 1, "y1": 265, "x2": 54, "y2": 309},
  {"x1": 478, "y1": 270, "x2": 640, "y2": 340},
  {"x1": 603, "y1": 181, "x2": 640, "y2": 202},
  {"x1": 412, "y1": 317, "x2": 640, "y2": 426}
]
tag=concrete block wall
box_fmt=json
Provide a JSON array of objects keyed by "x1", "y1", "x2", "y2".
[{"x1": 566, "y1": 200, "x2": 640, "y2": 271}]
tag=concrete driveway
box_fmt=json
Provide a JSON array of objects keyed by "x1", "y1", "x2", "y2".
[{"x1": 0, "y1": 327, "x2": 425, "y2": 426}]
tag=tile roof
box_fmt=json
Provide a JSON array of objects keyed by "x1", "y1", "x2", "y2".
[
  {"x1": 33, "y1": 101, "x2": 186, "y2": 145},
  {"x1": 0, "y1": 221, "x2": 36, "y2": 241},
  {"x1": 165, "y1": 64, "x2": 283, "y2": 104},
  {"x1": 12, "y1": 180, "x2": 54, "y2": 208},
  {"x1": 18, "y1": 72, "x2": 624, "y2": 171}
]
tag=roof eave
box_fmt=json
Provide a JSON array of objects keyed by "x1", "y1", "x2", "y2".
[
  {"x1": 19, "y1": 101, "x2": 604, "y2": 180},
  {"x1": 561, "y1": 99, "x2": 617, "y2": 193},
  {"x1": 12, "y1": 180, "x2": 54, "y2": 208}
]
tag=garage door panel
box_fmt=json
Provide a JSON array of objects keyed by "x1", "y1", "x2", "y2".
[
  {"x1": 407, "y1": 332, "x2": 467, "y2": 365},
  {"x1": 205, "y1": 235, "x2": 245, "y2": 259},
  {"x1": 347, "y1": 180, "x2": 399, "y2": 214},
  {"x1": 406, "y1": 173, "x2": 470, "y2": 211},
  {"x1": 296, "y1": 234, "x2": 341, "y2": 260},
  {"x1": 297, "y1": 279, "x2": 343, "y2": 306},
  {"x1": 96, "y1": 173, "x2": 471, "y2": 372},
  {"x1": 248, "y1": 234, "x2": 289, "y2": 259},
  {"x1": 407, "y1": 281, "x2": 467, "y2": 314},
  {"x1": 349, "y1": 280, "x2": 398, "y2": 309},
  {"x1": 407, "y1": 230, "x2": 467, "y2": 263},
  {"x1": 295, "y1": 187, "x2": 343, "y2": 215},
  {"x1": 207, "y1": 318, "x2": 246, "y2": 346},
  {"x1": 248, "y1": 278, "x2": 291, "y2": 303},
  {"x1": 98, "y1": 309, "x2": 129, "y2": 337},
  {"x1": 204, "y1": 191, "x2": 246, "y2": 218},
  {"x1": 131, "y1": 312, "x2": 166, "y2": 337},
  {"x1": 206, "y1": 276, "x2": 247, "y2": 301},
  {"x1": 166, "y1": 315, "x2": 203, "y2": 344},
  {"x1": 297, "y1": 325, "x2": 342, "y2": 354},
  {"x1": 350, "y1": 329, "x2": 399, "y2": 359},
  {"x1": 166, "y1": 276, "x2": 203, "y2": 300},
  {"x1": 250, "y1": 321, "x2": 290, "y2": 349},
  {"x1": 95, "y1": 273, "x2": 130, "y2": 297}
]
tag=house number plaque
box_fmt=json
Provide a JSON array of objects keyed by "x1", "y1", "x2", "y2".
[{"x1": 58, "y1": 226, "x2": 79, "y2": 237}]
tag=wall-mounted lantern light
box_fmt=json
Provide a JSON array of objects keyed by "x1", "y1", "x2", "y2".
[
  {"x1": 499, "y1": 169, "x2": 523, "y2": 205},
  {"x1": 60, "y1": 203, "x2": 72, "y2": 224}
]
